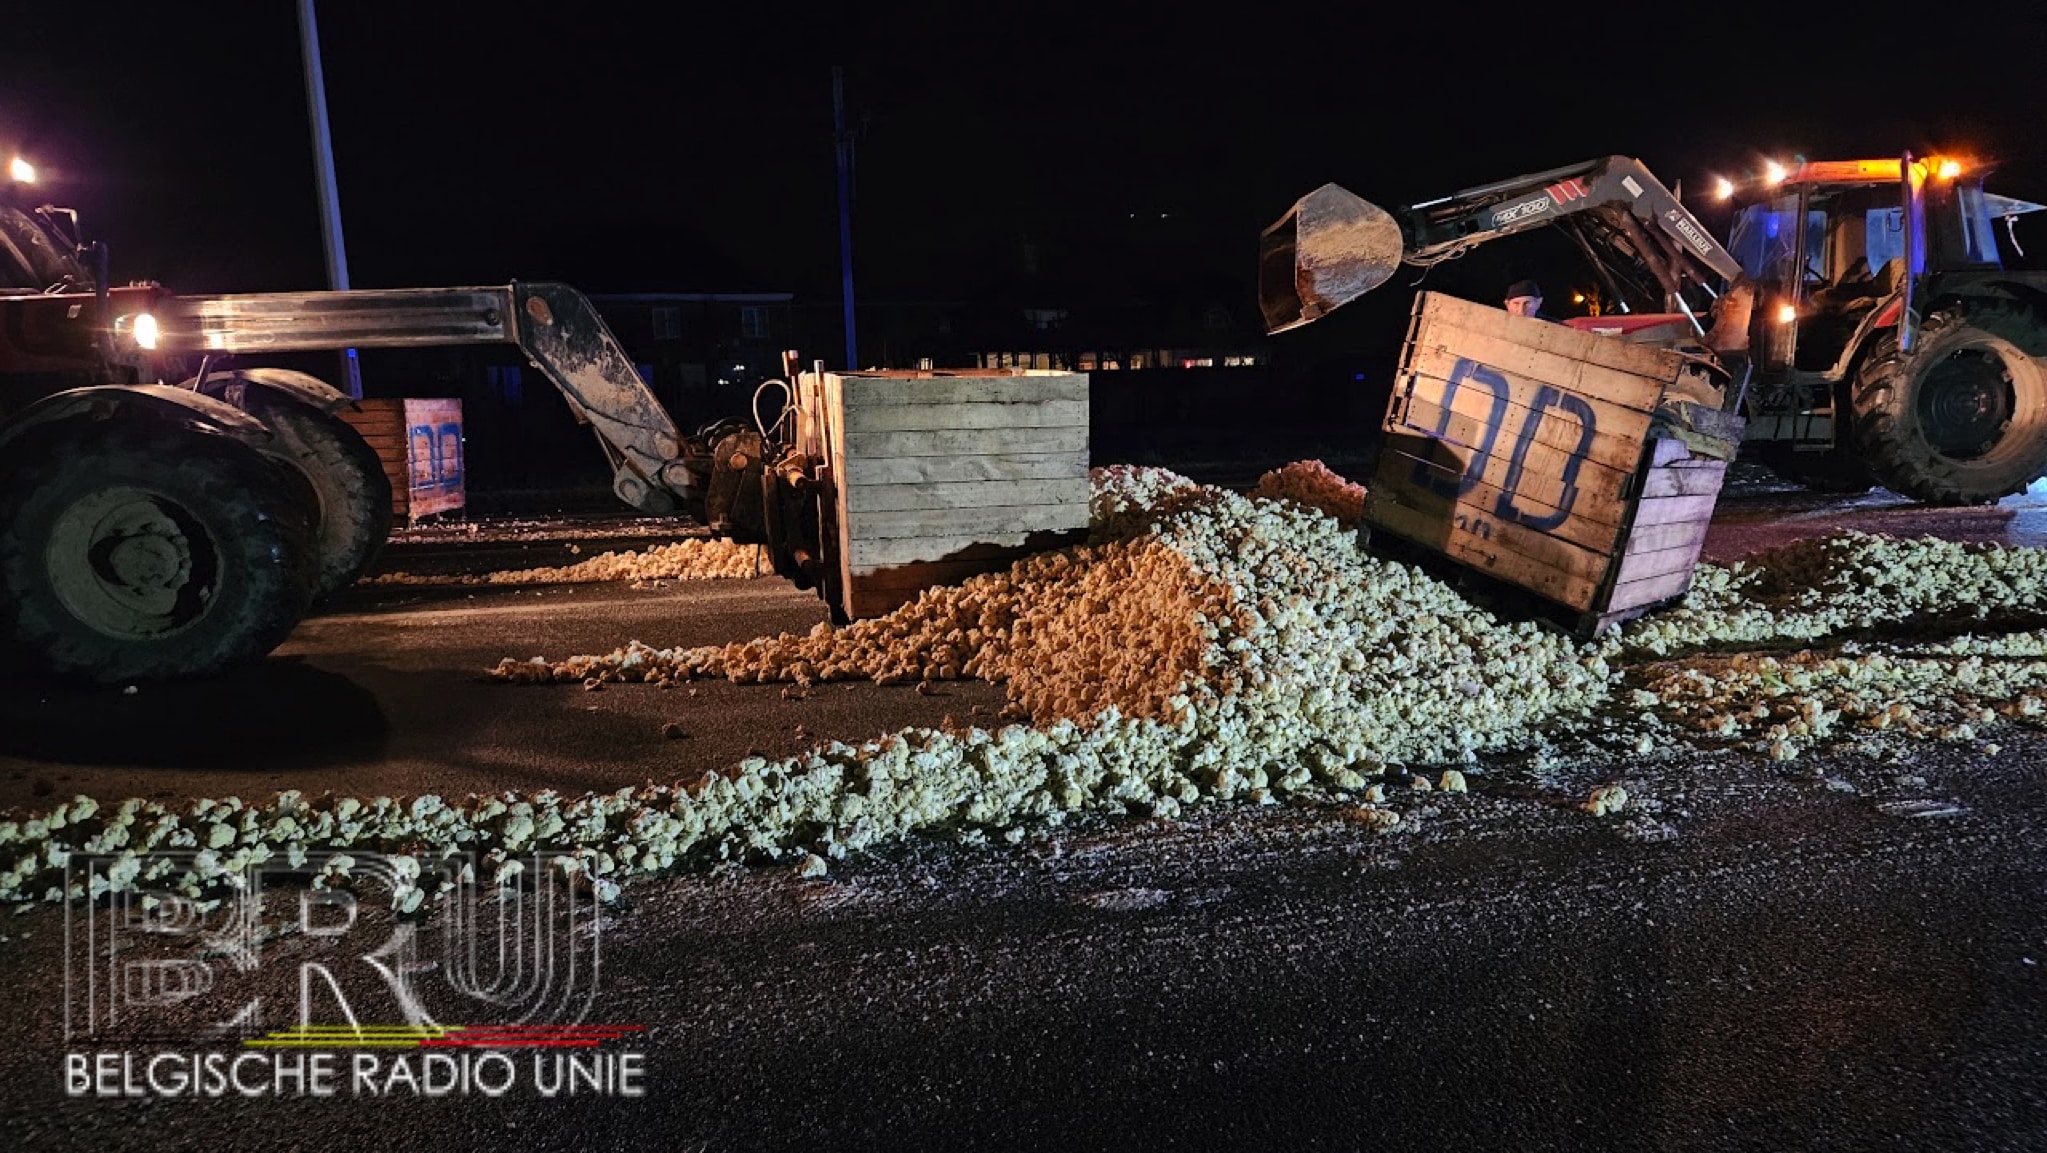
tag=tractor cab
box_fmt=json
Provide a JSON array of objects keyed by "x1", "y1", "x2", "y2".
[{"x1": 1719, "y1": 157, "x2": 2044, "y2": 379}]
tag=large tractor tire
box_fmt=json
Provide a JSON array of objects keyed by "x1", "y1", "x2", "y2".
[
  {"x1": 0, "y1": 423, "x2": 320, "y2": 683},
  {"x1": 194, "y1": 377, "x2": 393, "y2": 601},
  {"x1": 1851, "y1": 305, "x2": 2047, "y2": 504}
]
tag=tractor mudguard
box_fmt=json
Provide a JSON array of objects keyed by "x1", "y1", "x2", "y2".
[
  {"x1": 0, "y1": 383, "x2": 274, "y2": 457},
  {"x1": 194, "y1": 366, "x2": 357, "y2": 416}
]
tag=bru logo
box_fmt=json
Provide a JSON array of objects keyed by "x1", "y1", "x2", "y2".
[{"x1": 63, "y1": 852, "x2": 602, "y2": 1044}]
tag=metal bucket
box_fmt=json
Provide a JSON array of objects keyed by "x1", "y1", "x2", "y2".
[{"x1": 1257, "y1": 183, "x2": 1405, "y2": 334}]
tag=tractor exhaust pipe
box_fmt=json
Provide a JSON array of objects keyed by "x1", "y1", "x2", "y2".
[{"x1": 1258, "y1": 183, "x2": 1406, "y2": 334}]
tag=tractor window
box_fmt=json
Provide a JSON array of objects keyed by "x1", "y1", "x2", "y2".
[
  {"x1": 1728, "y1": 197, "x2": 1824, "y2": 286},
  {"x1": 1865, "y1": 207, "x2": 1907, "y2": 275},
  {"x1": 1728, "y1": 202, "x2": 1789, "y2": 280},
  {"x1": 1955, "y1": 185, "x2": 2005, "y2": 267}
]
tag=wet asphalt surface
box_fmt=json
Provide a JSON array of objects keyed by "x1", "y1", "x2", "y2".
[{"x1": 0, "y1": 466, "x2": 2044, "y2": 1152}]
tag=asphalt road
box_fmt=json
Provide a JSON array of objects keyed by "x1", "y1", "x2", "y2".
[{"x1": 0, "y1": 469, "x2": 2044, "y2": 1151}]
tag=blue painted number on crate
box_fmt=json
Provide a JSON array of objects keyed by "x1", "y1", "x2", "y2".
[
  {"x1": 1411, "y1": 358, "x2": 1598, "y2": 531},
  {"x1": 1493, "y1": 386, "x2": 1596, "y2": 531}
]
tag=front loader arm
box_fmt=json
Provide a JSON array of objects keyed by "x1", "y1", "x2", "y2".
[
  {"x1": 1261, "y1": 156, "x2": 1743, "y2": 334},
  {"x1": 156, "y1": 281, "x2": 700, "y2": 513},
  {"x1": 1402, "y1": 157, "x2": 1738, "y2": 280}
]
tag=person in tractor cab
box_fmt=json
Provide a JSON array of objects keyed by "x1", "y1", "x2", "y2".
[{"x1": 1503, "y1": 279, "x2": 1555, "y2": 321}]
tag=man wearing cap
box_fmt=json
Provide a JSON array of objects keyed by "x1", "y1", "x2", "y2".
[{"x1": 1503, "y1": 279, "x2": 1555, "y2": 321}]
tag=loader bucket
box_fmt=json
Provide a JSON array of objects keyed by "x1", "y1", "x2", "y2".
[{"x1": 1258, "y1": 183, "x2": 1405, "y2": 334}]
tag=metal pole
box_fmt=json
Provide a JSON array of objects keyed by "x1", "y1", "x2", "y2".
[
  {"x1": 298, "y1": 0, "x2": 361, "y2": 398},
  {"x1": 833, "y1": 66, "x2": 858, "y2": 370}
]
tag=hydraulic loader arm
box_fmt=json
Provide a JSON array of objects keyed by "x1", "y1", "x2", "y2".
[
  {"x1": 1261, "y1": 155, "x2": 1744, "y2": 335},
  {"x1": 155, "y1": 281, "x2": 699, "y2": 513}
]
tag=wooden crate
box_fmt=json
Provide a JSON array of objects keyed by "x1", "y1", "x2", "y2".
[
  {"x1": 336, "y1": 397, "x2": 466, "y2": 523},
  {"x1": 1365, "y1": 292, "x2": 1735, "y2": 636},
  {"x1": 796, "y1": 369, "x2": 1091, "y2": 620}
]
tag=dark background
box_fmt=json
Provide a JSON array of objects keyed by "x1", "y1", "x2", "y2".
[
  {"x1": 9, "y1": 5, "x2": 2046, "y2": 328},
  {"x1": 6, "y1": 3, "x2": 2047, "y2": 490}
]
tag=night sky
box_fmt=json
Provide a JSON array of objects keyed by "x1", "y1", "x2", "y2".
[{"x1": 6, "y1": 2, "x2": 2047, "y2": 347}]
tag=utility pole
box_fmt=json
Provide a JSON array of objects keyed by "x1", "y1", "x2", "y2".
[
  {"x1": 833, "y1": 66, "x2": 858, "y2": 371},
  {"x1": 298, "y1": 0, "x2": 361, "y2": 398}
]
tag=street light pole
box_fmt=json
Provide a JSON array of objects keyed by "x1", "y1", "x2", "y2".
[
  {"x1": 833, "y1": 66, "x2": 858, "y2": 371},
  {"x1": 297, "y1": 0, "x2": 361, "y2": 398}
]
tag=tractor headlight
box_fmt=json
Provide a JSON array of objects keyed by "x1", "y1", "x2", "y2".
[
  {"x1": 1776, "y1": 303, "x2": 1798, "y2": 325},
  {"x1": 7, "y1": 156, "x2": 34, "y2": 184},
  {"x1": 115, "y1": 312, "x2": 161, "y2": 351}
]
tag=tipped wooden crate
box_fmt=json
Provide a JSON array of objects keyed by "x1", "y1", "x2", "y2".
[
  {"x1": 336, "y1": 397, "x2": 466, "y2": 524},
  {"x1": 795, "y1": 369, "x2": 1091, "y2": 620},
  {"x1": 1364, "y1": 292, "x2": 1737, "y2": 636}
]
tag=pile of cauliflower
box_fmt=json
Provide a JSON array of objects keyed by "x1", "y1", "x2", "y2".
[
  {"x1": 364, "y1": 537, "x2": 768, "y2": 586},
  {"x1": 1252, "y1": 459, "x2": 1370, "y2": 529},
  {"x1": 10, "y1": 464, "x2": 2047, "y2": 911}
]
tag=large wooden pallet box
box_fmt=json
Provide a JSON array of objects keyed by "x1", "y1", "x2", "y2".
[
  {"x1": 795, "y1": 369, "x2": 1091, "y2": 620},
  {"x1": 336, "y1": 397, "x2": 466, "y2": 523},
  {"x1": 1364, "y1": 292, "x2": 1739, "y2": 636}
]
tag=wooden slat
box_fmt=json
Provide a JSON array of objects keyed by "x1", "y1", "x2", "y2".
[
  {"x1": 404, "y1": 398, "x2": 462, "y2": 423},
  {"x1": 339, "y1": 413, "x2": 406, "y2": 432},
  {"x1": 1618, "y1": 517, "x2": 1710, "y2": 557},
  {"x1": 846, "y1": 503, "x2": 1090, "y2": 541},
  {"x1": 1377, "y1": 444, "x2": 1628, "y2": 557},
  {"x1": 845, "y1": 587, "x2": 917, "y2": 620},
  {"x1": 1394, "y1": 376, "x2": 1651, "y2": 476},
  {"x1": 1610, "y1": 539, "x2": 1709, "y2": 588},
  {"x1": 1627, "y1": 492, "x2": 1721, "y2": 529},
  {"x1": 840, "y1": 374, "x2": 1089, "y2": 406},
  {"x1": 842, "y1": 425, "x2": 1089, "y2": 458},
  {"x1": 846, "y1": 476, "x2": 1091, "y2": 513},
  {"x1": 1409, "y1": 323, "x2": 1670, "y2": 417},
  {"x1": 824, "y1": 374, "x2": 856, "y2": 621},
  {"x1": 1386, "y1": 399, "x2": 1638, "y2": 528},
  {"x1": 342, "y1": 399, "x2": 406, "y2": 418},
  {"x1": 1366, "y1": 486, "x2": 1609, "y2": 612},
  {"x1": 850, "y1": 530, "x2": 1088, "y2": 570},
  {"x1": 1416, "y1": 292, "x2": 1693, "y2": 388},
  {"x1": 1408, "y1": 346, "x2": 1662, "y2": 452},
  {"x1": 840, "y1": 450, "x2": 1087, "y2": 486},
  {"x1": 845, "y1": 557, "x2": 1035, "y2": 588},
  {"x1": 1638, "y1": 461, "x2": 1729, "y2": 499},
  {"x1": 1646, "y1": 437, "x2": 1700, "y2": 467},
  {"x1": 838, "y1": 399, "x2": 1087, "y2": 434},
  {"x1": 1604, "y1": 566, "x2": 1699, "y2": 613}
]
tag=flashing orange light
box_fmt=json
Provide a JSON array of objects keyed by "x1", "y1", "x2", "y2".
[
  {"x1": 1935, "y1": 157, "x2": 1963, "y2": 181},
  {"x1": 1776, "y1": 303, "x2": 1798, "y2": 325},
  {"x1": 1792, "y1": 159, "x2": 1902, "y2": 184}
]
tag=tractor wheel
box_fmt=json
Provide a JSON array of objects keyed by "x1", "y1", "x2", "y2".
[
  {"x1": 0, "y1": 424, "x2": 320, "y2": 683},
  {"x1": 198, "y1": 383, "x2": 393, "y2": 601},
  {"x1": 1851, "y1": 304, "x2": 2047, "y2": 504}
]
